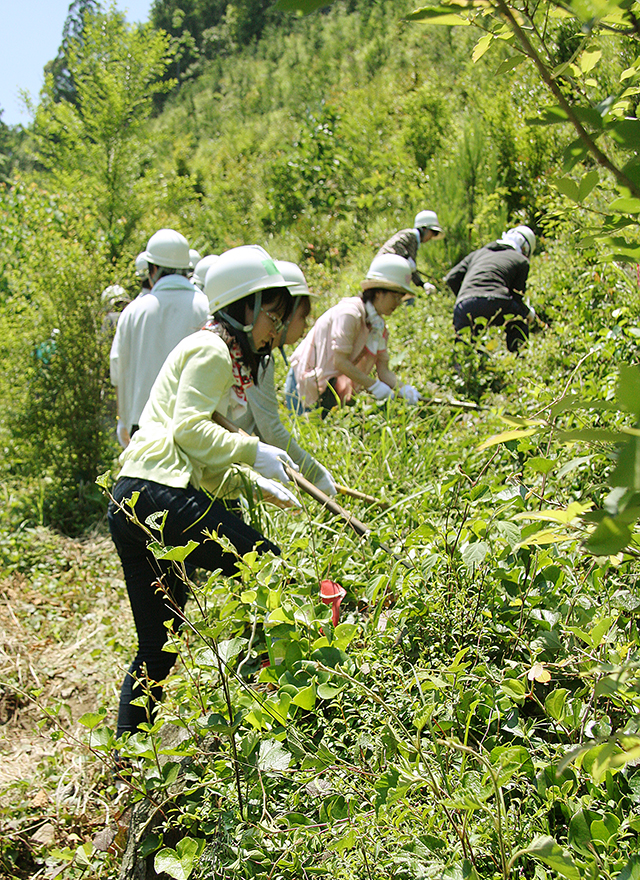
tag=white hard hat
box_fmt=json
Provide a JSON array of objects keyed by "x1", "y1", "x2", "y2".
[
  {"x1": 142, "y1": 228, "x2": 190, "y2": 270},
  {"x1": 134, "y1": 253, "x2": 149, "y2": 278},
  {"x1": 189, "y1": 248, "x2": 202, "y2": 270},
  {"x1": 205, "y1": 245, "x2": 289, "y2": 315},
  {"x1": 414, "y1": 210, "x2": 442, "y2": 233},
  {"x1": 510, "y1": 225, "x2": 536, "y2": 257},
  {"x1": 101, "y1": 285, "x2": 130, "y2": 308},
  {"x1": 361, "y1": 253, "x2": 414, "y2": 296},
  {"x1": 192, "y1": 254, "x2": 219, "y2": 290},
  {"x1": 274, "y1": 260, "x2": 317, "y2": 297}
]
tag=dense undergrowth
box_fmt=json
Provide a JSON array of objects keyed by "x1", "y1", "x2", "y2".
[{"x1": 2, "y1": 247, "x2": 640, "y2": 878}]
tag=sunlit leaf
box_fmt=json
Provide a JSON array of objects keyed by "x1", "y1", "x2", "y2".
[
  {"x1": 405, "y1": 6, "x2": 472, "y2": 24},
  {"x1": 258, "y1": 739, "x2": 292, "y2": 772},
  {"x1": 477, "y1": 427, "x2": 538, "y2": 450},
  {"x1": 528, "y1": 662, "x2": 551, "y2": 683},
  {"x1": 520, "y1": 835, "x2": 581, "y2": 880},
  {"x1": 472, "y1": 34, "x2": 493, "y2": 61},
  {"x1": 579, "y1": 49, "x2": 602, "y2": 73}
]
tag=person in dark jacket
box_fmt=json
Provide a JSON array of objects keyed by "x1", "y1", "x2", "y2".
[
  {"x1": 377, "y1": 209, "x2": 443, "y2": 293},
  {"x1": 445, "y1": 225, "x2": 536, "y2": 353}
]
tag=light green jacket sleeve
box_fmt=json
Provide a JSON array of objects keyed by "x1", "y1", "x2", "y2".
[
  {"x1": 236, "y1": 359, "x2": 324, "y2": 482},
  {"x1": 119, "y1": 331, "x2": 259, "y2": 495}
]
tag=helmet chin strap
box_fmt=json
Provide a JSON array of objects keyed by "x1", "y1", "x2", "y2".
[{"x1": 217, "y1": 290, "x2": 263, "y2": 353}]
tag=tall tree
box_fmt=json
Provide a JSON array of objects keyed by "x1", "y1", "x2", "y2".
[
  {"x1": 33, "y1": 9, "x2": 174, "y2": 261},
  {"x1": 44, "y1": 0, "x2": 102, "y2": 105}
]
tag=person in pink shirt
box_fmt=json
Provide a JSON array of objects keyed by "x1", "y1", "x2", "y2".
[{"x1": 286, "y1": 254, "x2": 422, "y2": 416}]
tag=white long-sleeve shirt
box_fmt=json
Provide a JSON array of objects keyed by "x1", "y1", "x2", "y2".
[{"x1": 110, "y1": 275, "x2": 209, "y2": 431}]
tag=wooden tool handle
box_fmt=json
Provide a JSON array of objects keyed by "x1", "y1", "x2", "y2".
[
  {"x1": 212, "y1": 412, "x2": 371, "y2": 538},
  {"x1": 335, "y1": 483, "x2": 389, "y2": 508},
  {"x1": 285, "y1": 467, "x2": 370, "y2": 537}
]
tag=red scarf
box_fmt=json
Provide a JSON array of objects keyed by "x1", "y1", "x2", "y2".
[{"x1": 204, "y1": 319, "x2": 254, "y2": 413}]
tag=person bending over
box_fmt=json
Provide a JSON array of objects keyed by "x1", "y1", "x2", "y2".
[{"x1": 286, "y1": 254, "x2": 422, "y2": 416}]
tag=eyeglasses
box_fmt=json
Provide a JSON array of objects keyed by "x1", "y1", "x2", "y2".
[{"x1": 261, "y1": 308, "x2": 285, "y2": 334}]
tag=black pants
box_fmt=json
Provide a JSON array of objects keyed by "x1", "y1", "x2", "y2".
[
  {"x1": 108, "y1": 477, "x2": 279, "y2": 736},
  {"x1": 453, "y1": 296, "x2": 529, "y2": 352}
]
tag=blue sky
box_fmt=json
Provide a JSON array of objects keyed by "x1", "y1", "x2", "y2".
[{"x1": 1, "y1": 0, "x2": 152, "y2": 126}]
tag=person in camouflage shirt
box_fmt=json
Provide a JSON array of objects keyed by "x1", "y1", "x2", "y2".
[{"x1": 377, "y1": 209, "x2": 443, "y2": 292}]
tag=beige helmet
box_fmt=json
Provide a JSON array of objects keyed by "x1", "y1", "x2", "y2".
[
  {"x1": 274, "y1": 260, "x2": 317, "y2": 298},
  {"x1": 134, "y1": 253, "x2": 149, "y2": 279},
  {"x1": 101, "y1": 285, "x2": 130, "y2": 309},
  {"x1": 361, "y1": 253, "x2": 414, "y2": 296},
  {"x1": 193, "y1": 254, "x2": 219, "y2": 290},
  {"x1": 142, "y1": 228, "x2": 190, "y2": 270},
  {"x1": 414, "y1": 209, "x2": 442, "y2": 233}
]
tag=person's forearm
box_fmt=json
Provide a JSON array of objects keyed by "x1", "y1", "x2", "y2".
[
  {"x1": 333, "y1": 352, "x2": 374, "y2": 389},
  {"x1": 376, "y1": 365, "x2": 397, "y2": 389}
]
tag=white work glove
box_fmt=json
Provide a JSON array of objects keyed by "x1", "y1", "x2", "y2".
[
  {"x1": 423, "y1": 282, "x2": 436, "y2": 295},
  {"x1": 396, "y1": 384, "x2": 422, "y2": 405},
  {"x1": 309, "y1": 462, "x2": 337, "y2": 497},
  {"x1": 254, "y1": 441, "x2": 299, "y2": 483},
  {"x1": 527, "y1": 306, "x2": 536, "y2": 325},
  {"x1": 116, "y1": 420, "x2": 130, "y2": 448},
  {"x1": 254, "y1": 476, "x2": 301, "y2": 507},
  {"x1": 369, "y1": 379, "x2": 394, "y2": 401}
]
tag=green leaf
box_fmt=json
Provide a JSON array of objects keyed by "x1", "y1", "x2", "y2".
[
  {"x1": 521, "y1": 835, "x2": 581, "y2": 880},
  {"x1": 579, "y1": 49, "x2": 602, "y2": 73},
  {"x1": 559, "y1": 428, "x2": 622, "y2": 443},
  {"x1": 461, "y1": 541, "x2": 488, "y2": 569},
  {"x1": 529, "y1": 106, "x2": 569, "y2": 125},
  {"x1": 78, "y1": 711, "x2": 107, "y2": 729},
  {"x1": 617, "y1": 854, "x2": 640, "y2": 880},
  {"x1": 291, "y1": 682, "x2": 316, "y2": 710},
  {"x1": 494, "y1": 520, "x2": 521, "y2": 547},
  {"x1": 472, "y1": 34, "x2": 493, "y2": 62},
  {"x1": 545, "y1": 688, "x2": 568, "y2": 722},
  {"x1": 500, "y1": 678, "x2": 527, "y2": 704},
  {"x1": 578, "y1": 169, "x2": 599, "y2": 200},
  {"x1": 555, "y1": 176, "x2": 580, "y2": 201},
  {"x1": 496, "y1": 54, "x2": 525, "y2": 74},
  {"x1": 608, "y1": 118, "x2": 640, "y2": 148},
  {"x1": 218, "y1": 638, "x2": 247, "y2": 666},
  {"x1": 568, "y1": 808, "x2": 595, "y2": 856},
  {"x1": 317, "y1": 682, "x2": 344, "y2": 699},
  {"x1": 311, "y1": 645, "x2": 348, "y2": 667},
  {"x1": 591, "y1": 812, "x2": 620, "y2": 848},
  {"x1": 567, "y1": 616, "x2": 613, "y2": 648},
  {"x1": 258, "y1": 739, "x2": 292, "y2": 772},
  {"x1": 477, "y1": 427, "x2": 538, "y2": 450},
  {"x1": 612, "y1": 434, "x2": 640, "y2": 490},
  {"x1": 405, "y1": 6, "x2": 471, "y2": 25},
  {"x1": 616, "y1": 365, "x2": 640, "y2": 418},
  {"x1": 608, "y1": 197, "x2": 640, "y2": 214},
  {"x1": 584, "y1": 515, "x2": 631, "y2": 555},
  {"x1": 149, "y1": 540, "x2": 199, "y2": 562},
  {"x1": 154, "y1": 837, "x2": 204, "y2": 880},
  {"x1": 526, "y1": 456, "x2": 556, "y2": 474}
]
